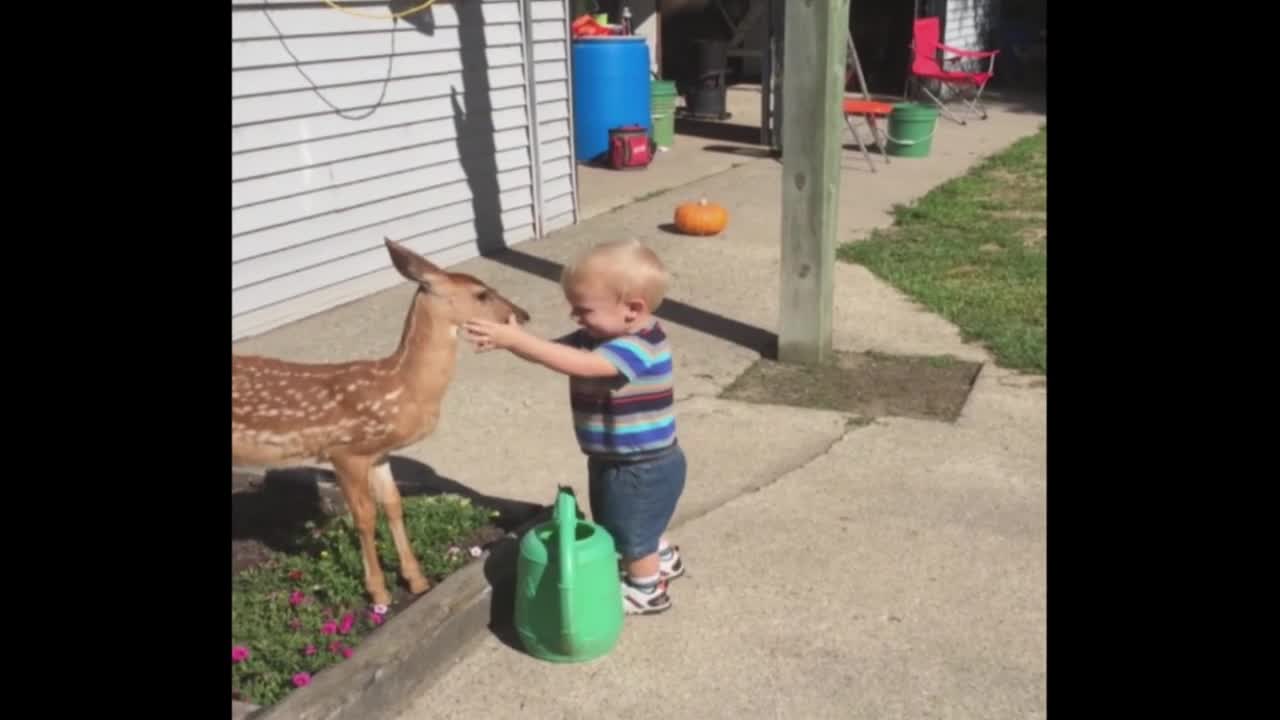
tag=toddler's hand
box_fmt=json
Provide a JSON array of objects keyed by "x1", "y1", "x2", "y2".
[{"x1": 463, "y1": 314, "x2": 524, "y2": 352}]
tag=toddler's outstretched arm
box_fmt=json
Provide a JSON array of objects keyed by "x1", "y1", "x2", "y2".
[{"x1": 464, "y1": 316, "x2": 617, "y2": 379}]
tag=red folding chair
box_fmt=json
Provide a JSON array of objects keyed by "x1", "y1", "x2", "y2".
[
  {"x1": 842, "y1": 31, "x2": 892, "y2": 172},
  {"x1": 843, "y1": 99, "x2": 894, "y2": 173},
  {"x1": 910, "y1": 16, "x2": 999, "y2": 125}
]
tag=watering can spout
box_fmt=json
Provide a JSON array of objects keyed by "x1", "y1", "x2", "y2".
[{"x1": 554, "y1": 489, "x2": 577, "y2": 651}]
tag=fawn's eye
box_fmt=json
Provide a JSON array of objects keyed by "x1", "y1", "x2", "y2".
[{"x1": 475, "y1": 290, "x2": 490, "y2": 301}]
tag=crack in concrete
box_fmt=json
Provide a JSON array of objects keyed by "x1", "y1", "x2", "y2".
[{"x1": 668, "y1": 423, "x2": 860, "y2": 535}]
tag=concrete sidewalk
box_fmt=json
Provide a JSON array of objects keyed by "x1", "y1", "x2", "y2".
[{"x1": 234, "y1": 99, "x2": 1046, "y2": 720}]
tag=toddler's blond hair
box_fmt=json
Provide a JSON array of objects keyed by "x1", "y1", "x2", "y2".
[{"x1": 560, "y1": 239, "x2": 670, "y2": 311}]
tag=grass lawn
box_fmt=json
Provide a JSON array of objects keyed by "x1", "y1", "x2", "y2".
[{"x1": 838, "y1": 126, "x2": 1046, "y2": 374}]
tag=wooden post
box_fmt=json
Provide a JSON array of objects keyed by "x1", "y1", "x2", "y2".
[{"x1": 778, "y1": 0, "x2": 849, "y2": 365}]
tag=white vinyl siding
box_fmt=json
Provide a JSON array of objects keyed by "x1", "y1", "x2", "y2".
[
  {"x1": 526, "y1": 1, "x2": 578, "y2": 235},
  {"x1": 232, "y1": 1, "x2": 575, "y2": 340}
]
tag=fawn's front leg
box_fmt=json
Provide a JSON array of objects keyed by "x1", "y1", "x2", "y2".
[
  {"x1": 371, "y1": 461, "x2": 431, "y2": 594},
  {"x1": 330, "y1": 453, "x2": 392, "y2": 607}
]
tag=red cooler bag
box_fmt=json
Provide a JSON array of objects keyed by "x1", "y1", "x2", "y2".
[{"x1": 607, "y1": 125, "x2": 655, "y2": 170}]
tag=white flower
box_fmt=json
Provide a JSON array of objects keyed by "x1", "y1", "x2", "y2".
[
  {"x1": 371, "y1": 604, "x2": 389, "y2": 616},
  {"x1": 468, "y1": 546, "x2": 482, "y2": 558}
]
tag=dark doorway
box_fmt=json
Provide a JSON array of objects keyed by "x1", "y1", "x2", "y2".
[{"x1": 848, "y1": 0, "x2": 918, "y2": 98}]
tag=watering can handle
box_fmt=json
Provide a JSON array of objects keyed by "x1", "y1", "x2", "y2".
[{"x1": 554, "y1": 490, "x2": 577, "y2": 641}]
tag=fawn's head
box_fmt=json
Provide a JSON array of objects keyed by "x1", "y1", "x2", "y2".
[{"x1": 384, "y1": 238, "x2": 531, "y2": 326}]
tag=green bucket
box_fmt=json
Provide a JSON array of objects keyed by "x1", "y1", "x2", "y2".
[
  {"x1": 650, "y1": 79, "x2": 677, "y2": 149},
  {"x1": 886, "y1": 103, "x2": 939, "y2": 158}
]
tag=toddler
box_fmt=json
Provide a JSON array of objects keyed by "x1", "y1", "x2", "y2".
[{"x1": 464, "y1": 239, "x2": 686, "y2": 615}]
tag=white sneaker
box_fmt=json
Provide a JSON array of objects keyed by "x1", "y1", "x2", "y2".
[
  {"x1": 615, "y1": 546, "x2": 686, "y2": 583},
  {"x1": 622, "y1": 578, "x2": 672, "y2": 616},
  {"x1": 659, "y1": 544, "x2": 685, "y2": 581}
]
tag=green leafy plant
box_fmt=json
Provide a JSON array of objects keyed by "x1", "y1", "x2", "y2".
[{"x1": 232, "y1": 494, "x2": 498, "y2": 707}]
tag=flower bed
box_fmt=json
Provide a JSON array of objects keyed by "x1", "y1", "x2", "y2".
[{"x1": 231, "y1": 494, "x2": 504, "y2": 707}]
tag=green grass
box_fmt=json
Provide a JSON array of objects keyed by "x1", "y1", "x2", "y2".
[
  {"x1": 838, "y1": 127, "x2": 1047, "y2": 374},
  {"x1": 231, "y1": 495, "x2": 497, "y2": 707}
]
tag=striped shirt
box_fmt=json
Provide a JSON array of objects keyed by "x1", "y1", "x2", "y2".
[{"x1": 557, "y1": 319, "x2": 676, "y2": 459}]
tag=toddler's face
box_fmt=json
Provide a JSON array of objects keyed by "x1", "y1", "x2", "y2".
[{"x1": 565, "y1": 281, "x2": 634, "y2": 339}]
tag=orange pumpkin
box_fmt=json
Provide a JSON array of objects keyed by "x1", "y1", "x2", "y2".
[{"x1": 673, "y1": 197, "x2": 728, "y2": 236}]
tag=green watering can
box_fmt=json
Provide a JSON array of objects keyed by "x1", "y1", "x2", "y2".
[{"x1": 514, "y1": 487, "x2": 623, "y2": 662}]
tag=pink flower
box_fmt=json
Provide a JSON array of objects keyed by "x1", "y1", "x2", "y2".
[
  {"x1": 231, "y1": 645, "x2": 251, "y2": 663},
  {"x1": 289, "y1": 590, "x2": 306, "y2": 606},
  {"x1": 329, "y1": 640, "x2": 342, "y2": 654},
  {"x1": 371, "y1": 604, "x2": 389, "y2": 616},
  {"x1": 292, "y1": 672, "x2": 311, "y2": 688},
  {"x1": 368, "y1": 611, "x2": 384, "y2": 627},
  {"x1": 320, "y1": 621, "x2": 338, "y2": 636},
  {"x1": 341, "y1": 646, "x2": 354, "y2": 659},
  {"x1": 339, "y1": 613, "x2": 355, "y2": 634},
  {"x1": 303, "y1": 644, "x2": 317, "y2": 656}
]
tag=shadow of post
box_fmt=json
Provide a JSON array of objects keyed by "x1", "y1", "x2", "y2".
[
  {"x1": 699, "y1": 144, "x2": 780, "y2": 161},
  {"x1": 486, "y1": 247, "x2": 779, "y2": 359},
  {"x1": 673, "y1": 117, "x2": 763, "y2": 145}
]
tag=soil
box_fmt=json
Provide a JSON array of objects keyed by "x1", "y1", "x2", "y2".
[
  {"x1": 232, "y1": 470, "x2": 333, "y2": 576},
  {"x1": 719, "y1": 351, "x2": 982, "y2": 422}
]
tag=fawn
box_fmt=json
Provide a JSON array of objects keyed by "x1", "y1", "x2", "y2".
[{"x1": 232, "y1": 238, "x2": 531, "y2": 606}]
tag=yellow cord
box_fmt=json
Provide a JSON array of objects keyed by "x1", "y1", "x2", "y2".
[{"x1": 321, "y1": 0, "x2": 442, "y2": 21}]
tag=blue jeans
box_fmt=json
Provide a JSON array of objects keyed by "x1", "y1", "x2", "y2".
[{"x1": 587, "y1": 443, "x2": 686, "y2": 560}]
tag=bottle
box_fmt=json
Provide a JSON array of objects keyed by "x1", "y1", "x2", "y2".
[{"x1": 620, "y1": 4, "x2": 633, "y2": 35}]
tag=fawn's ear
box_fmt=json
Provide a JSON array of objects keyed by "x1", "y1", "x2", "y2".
[{"x1": 385, "y1": 237, "x2": 444, "y2": 284}]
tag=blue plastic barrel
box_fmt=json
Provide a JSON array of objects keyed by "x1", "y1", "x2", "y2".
[{"x1": 571, "y1": 37, "x2": 651, "y2": 163}]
